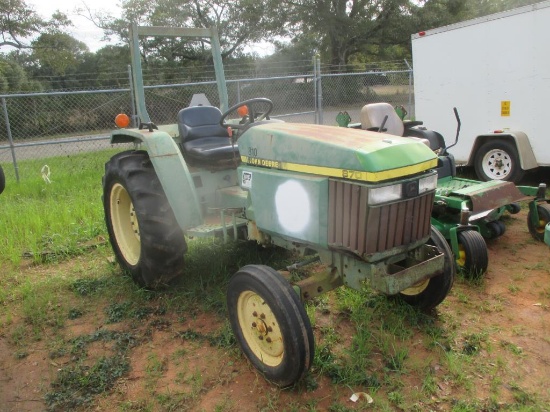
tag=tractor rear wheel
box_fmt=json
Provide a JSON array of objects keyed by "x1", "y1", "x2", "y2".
[
  {"x1": 0, "y1": 165, "x2": 5, "y2": 194},
  {"x1": 399, "y1": 226, "x2": 455, "y2": 310},
  {"x1": 227, "y1": 265, "x2": 314, "y2": 387},
  {"x1": 456, "y1": 230, "x2": 488, "y2": 277},
  {"x1": 103, "y1": 150, "x2": 186, "y2": 288},
  {"x1": 527, "y1": 203, "x2": 550, "y2": 242}
]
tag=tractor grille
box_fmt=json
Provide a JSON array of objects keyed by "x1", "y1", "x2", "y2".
[{"x1": 328, "y1": 180, "x2": 434, "y2": 257}]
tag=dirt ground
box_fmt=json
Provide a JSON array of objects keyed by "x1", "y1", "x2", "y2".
[{"x1": 1, "y1": 205, "x2": 549, "y2": 411}]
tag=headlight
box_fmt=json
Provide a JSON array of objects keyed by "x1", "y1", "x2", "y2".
[
  {"x1": 368, "y1": 183, "x2": 402, "y2": 205},
  {"x1": 368, "y1": 173, "x2": 437, "y2": 206},
  {"x1": 419, "y1": 174, "x2": 438, "y2": 194}
]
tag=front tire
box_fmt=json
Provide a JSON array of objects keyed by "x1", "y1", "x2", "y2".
[
  {"x1": 399, "y1": 226, "x2": 455, "y2": 310},
  {"x1": 455, "y1": 230, "x2": 488, "y2": 277},
  {"x1": 227, "y1": 265, "x2": 314, "y2": 387},
  {"x1": 474, "y1": 140, "x2": 524, "y2": 182},
  {"x1": 103, "y1": 150, "x2": 187, "y2": 288},
  {"x1": 527, "y1": 204, "x2": 550, "y2": 242}
]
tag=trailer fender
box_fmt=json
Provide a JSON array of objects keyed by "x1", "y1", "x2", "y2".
[
  {"x1": 467, "y1": 131, "x2": 538, "y2": 171},
  {"x1": 111, "y1": 129, "x2": 203, "y2": 230}
]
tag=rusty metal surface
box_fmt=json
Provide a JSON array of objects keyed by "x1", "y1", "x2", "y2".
[
  {"x1": 328, "y1": 180, "x2": 434, "y2": 258},
  {"x1": 449, "y1": 180, "x2": 530, "y2": 213}
]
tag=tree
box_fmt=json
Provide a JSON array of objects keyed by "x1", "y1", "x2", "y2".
[
  {"x1": 0, "y1": 0, "x2": 44, "y2": 49},
  {"x1": 99, "y1": 0, "x2": 286, "y2": 64},
  {"x1": 31, "y1": 33, "x2": 89, "y2": 76},
  {"x1": 273, "y1": 0, "x2": 427, "y2": 70}
]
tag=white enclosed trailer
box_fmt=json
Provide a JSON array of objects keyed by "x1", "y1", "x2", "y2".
[{"x1": 412, "y1": 1, "x2": 550, "y2": 182}]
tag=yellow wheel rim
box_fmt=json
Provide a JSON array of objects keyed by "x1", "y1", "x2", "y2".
[
  {"x1": 455, "y1": 244, "x2": 467, "y2": 268},
  {"x1": 535, "y1": 218, "x2": 548, "y2": 234},
  {"x1": 400, "y1": 279, "x2": 429, "y2": 296},
  {"x1": 110, "y1": 183, "x2": 140, "y2": 266},
  {"x1": 237, "y1": 291, "x2": 284, "y2": 367}
]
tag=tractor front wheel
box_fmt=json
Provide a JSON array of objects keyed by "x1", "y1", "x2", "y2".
[
  {"x1": 527, "y1": 203, "x2": 550, "y2": 242},
  {"x1": 399, "y1": 226, "x2": 455, "y2": 310},
  {"x1": 103, "y1": 150, "x2": 187, "y2": 289},
  {"x1": 456, "y1": 230, "x2": 488, "y2": 277},
  {"x1": 227, "y1": 265, "x2": 314, "y2": 387}
]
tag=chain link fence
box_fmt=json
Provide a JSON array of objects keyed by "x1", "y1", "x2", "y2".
[{"x1": 0, "y1": 65, "x2": 413, "y2": 183}]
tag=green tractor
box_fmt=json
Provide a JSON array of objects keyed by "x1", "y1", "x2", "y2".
[
  {"x1": 103, "y1": 25, "x2": 456, "y2": 387},
  {"x1": 338, "y1": 103, "x2": 550, "y2": 274}
]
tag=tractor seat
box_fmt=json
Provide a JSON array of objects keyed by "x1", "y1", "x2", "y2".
[
  {"x1": 360, "y1": 103, "x2": 440, "y2": 150},
  {"x1": 177, "y1": 106, "x2": 239, "y2": 162}
]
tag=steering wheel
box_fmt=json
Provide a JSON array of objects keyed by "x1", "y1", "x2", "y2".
[{"x1": 220, "y1": 98, "x2": 274, "y2": 131}]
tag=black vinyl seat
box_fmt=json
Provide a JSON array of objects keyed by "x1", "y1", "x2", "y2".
[{"x1": 177, "y1": 106, "x2": 239, "y2": 162}]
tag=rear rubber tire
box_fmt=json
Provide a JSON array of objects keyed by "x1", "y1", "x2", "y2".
[
  {"x1": 0, "y1": 165, "x2": 5, "y2": 194},
  {"x1": 103, "y1": 150, "x2": 186, "y2": 289},
  {"x1": 456, "y1": 230, "x2": 488, "y2": 277},
  {"x1": 474, "y1": 140, "x2": 524, "y2": 182},
  {"x1": 527, "y1": 204, "x2": 550, "y2": 242},
  {"x1": 227, "y1": 265, "x2": 314, "y2": 387},
  {"x1": 399, "y1": 226, "x2": 455, "y2": 310}
]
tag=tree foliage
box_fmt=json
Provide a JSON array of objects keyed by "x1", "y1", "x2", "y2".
[{"x1": 100, "y1": 0, "x2": 286, "y2": 63}]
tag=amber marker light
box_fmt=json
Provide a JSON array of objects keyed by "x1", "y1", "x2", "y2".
[
  {"x1": 115, "y1": 113, "x2": 131, "y2": 128},
  {"x1": 237, "y1": 105, "x2": 249, "y2": 117}
]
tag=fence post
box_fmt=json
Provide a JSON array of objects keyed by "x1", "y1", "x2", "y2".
[
  {"x1": 313, "y1": 56, "x2": 318, "y2": 124},
  {"x1": 316, "y1": 57, "x2": 324, "y2": 125},
  {"x1": 128, "y1": 64, "x2": 137, "y2": 127},
  {"x1": 2, "y1": 97, "x2": 20, "y2": 183},
  {"x1": 404, "y1": 59, "x2": 413, "y2": 119},
  {"x1": 237, "y1": 80, "x2": 241, "y2": 103}
]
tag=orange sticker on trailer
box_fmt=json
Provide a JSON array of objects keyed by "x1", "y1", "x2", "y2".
[{"x1": 501, "y1": 100, "x2": 511, "y2": 117}]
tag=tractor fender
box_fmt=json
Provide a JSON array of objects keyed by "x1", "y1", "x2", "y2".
[
  {"x1": 111, "y1": 129, "x2": 203, "y2": 230},
  {"x1": 467, "y1": 131, "x2": 538, "y2": 170}
]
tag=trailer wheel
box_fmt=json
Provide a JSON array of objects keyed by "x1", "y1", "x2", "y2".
[
  {"x1": 103, "y1": 150, "x2": 187, "y2": 289},
  {"x1": 474, "y1": 140, "x2": 524, "y2": 182},
  {"x1": 456, "y1": 230, "x2": 488, "y2": 277},
  {"x1": 0, "y1": 165, "x2": 5, "y2": 194},
  {"x1": 399, "y1": 226, "x2": 455, "y2": 310},
  {"x1": 527, "y1": 203, "x2": 550, "y2": 242},
  {"x1": 227, "y1": 265, "x2": 314, "y2": 387}
]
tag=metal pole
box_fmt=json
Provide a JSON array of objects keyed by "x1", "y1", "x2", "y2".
[
  {"x1": 128, "y1": 64, "x2": 137, "y2": 127},
  {"x1": 317, "y1": 57, "x2": 324, "y2": 125},
  {"x1": 404, "y1": 59, "x2": 413, "y2": 119},
  {"x1": 2, "y1": 97, "x2": 20, "y2": 183},
  {"x1": 237, "y1": 80, "x2": 241, "y2": 103},
  {"x1": 313, "y1": 56, "x2": 318, "y2": 124}
]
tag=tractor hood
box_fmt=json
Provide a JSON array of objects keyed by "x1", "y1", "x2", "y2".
[{"x1": 238, "y1": 123, "x2": 438, "y2": 183}]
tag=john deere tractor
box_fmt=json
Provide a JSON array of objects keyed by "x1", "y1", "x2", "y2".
[
  {"x1": 338, "y1": 103, "x2": 549, "y2": 275},
  {"x1": 103, "y1": 25, "x2": 456, "y2": 387}
]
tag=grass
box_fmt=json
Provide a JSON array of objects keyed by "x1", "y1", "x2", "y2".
[
  {"x1": 0, "y1": 150, "x2": 119, "y2": 265},
  {"x1": 1, "y1": 154, "x2": 549, "y2": 411}
]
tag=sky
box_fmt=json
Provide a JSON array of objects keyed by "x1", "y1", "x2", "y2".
[{"x1": 26, "y1": 0, "x2": 122, "y2": 51}]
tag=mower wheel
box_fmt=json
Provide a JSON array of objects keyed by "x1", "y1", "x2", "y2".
[
  {"x1": 456, "y1": 230, "x2": 488, "y2": 277},
  {"x1": 527, "y1": 203, "x2": 550, "y2": 242},
  {"x1": 474, "y1": 140, "x2": 524, "y2": 182},
  {"x1": 103, "y1": 150, "x2": 187, "y2": 289},
  {"x1": 227, "y1": 265, "x2": 314, "y2": 387},
  {"x1": 0, "y1": 165, "x2": 5, "y2": 194},
  {"x1": 399, "y1": 226, "x2": 455, "y2": 310},
  {"x1": 486, "y1": 220, "x2": 506, "y2": 239},
  {"x1": 507, "y1": 203, "x2": 521, "y2": 214}
]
